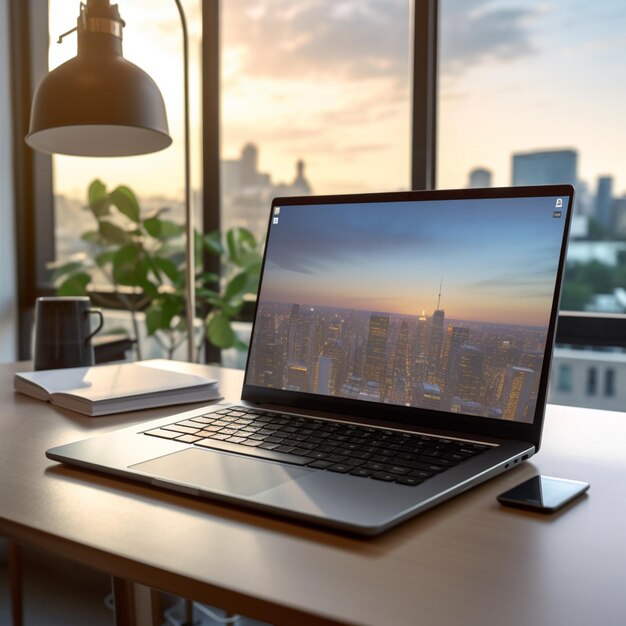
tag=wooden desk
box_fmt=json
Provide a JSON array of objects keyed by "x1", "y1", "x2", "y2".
[{"x1": 1, "y1": 361, "x2": 625, "y2": 626}]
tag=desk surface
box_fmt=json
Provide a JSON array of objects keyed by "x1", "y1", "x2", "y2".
[{"x1": 1, "y1": 361, "x2": 625, "y2": 626}]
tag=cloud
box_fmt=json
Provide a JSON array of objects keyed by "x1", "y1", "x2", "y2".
[
  {"x1": 440, "y1": 1, "x2": 539, "y2": 75},
  {"x1": 223, "y1": 0, "x2": 409, "y2": 83},
  {"x1": 266, "y1": 208, "x2": 438, "y2": 274}
]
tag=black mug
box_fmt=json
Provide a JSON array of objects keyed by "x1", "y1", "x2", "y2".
[{"x1": 33, "y1": 297, "x2": 104, "y2": 370}]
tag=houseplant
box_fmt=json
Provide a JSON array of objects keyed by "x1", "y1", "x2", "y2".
[{"x1": 51, "y1": 179, "x2": 262, "y2": 361}]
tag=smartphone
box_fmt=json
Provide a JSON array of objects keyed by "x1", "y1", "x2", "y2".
[{"x1": 497, "y1": 475, "x2": 589, "y2": 513}]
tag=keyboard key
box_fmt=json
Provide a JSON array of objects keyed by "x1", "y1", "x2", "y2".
[
  {"x1": 327, "y1": 464, "x2": 355, "y2": 474},
  {"x1": 189, "y1": 416, "x2": 214, "y2": 424},
  {"x1": 350, "y1": 468, "x2": 374, "y2": 477},
  {"x1": 326, "y1": 454, "x2": 348, "y2": 463},
  {"x1": 362, "y1": 462, "x2": 387, "y2": 472},
  {"x1": 144, "y1": 428, "x2": 180, "y2": 440},
  {"x1": 225, "y1": 436, "x2": 246, "y2": 444},
  {"x1": 240, "y1": 439, "x2": 263, "y2": 447},
  {"x1": 409, "y1": 470, "x2": 435, "y2": 480},
  {"x1": 386, "y1": 466, "x2": 411, "y2": 475},
  {"x1": 395, "y1": 476, "x2": 423, "y2": 486},
  {"x1": 371, "y1": 472, "x2": 396, "y2": 482},
  {"x1": 162, "y1": 424, "x2": 202, "y2": 435},
  {"x1": 176, "y1": 419, "x2": 206, "y2": 428},
  {"x1": 259, "y1": 442, "x2": 280, "y2": 450},
  {"x1": 218, "y1": 428, "x2": 238, "y2": 436},
  {"x1": 175, "y1": 434, "x2": 202, "y2": 444},
  {"x1": 308, "y1": 460, "x2": 334, "y2": 469}
]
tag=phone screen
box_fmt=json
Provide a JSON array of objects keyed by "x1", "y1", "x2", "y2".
[{"x1": 497, "y1": 475, "x2": 589, "y2": 512}]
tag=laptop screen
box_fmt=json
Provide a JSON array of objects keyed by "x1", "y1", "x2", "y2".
[{"x1": 245, "y1": 191, "x2": 571, "y2": 425}]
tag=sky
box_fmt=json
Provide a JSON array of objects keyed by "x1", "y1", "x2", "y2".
[
  {"x1": 258, "y1": 195, "x2": 568, "y2": 326},
  {"x1": 47, "y1": 0, "x2": 626, "y2": 201}
]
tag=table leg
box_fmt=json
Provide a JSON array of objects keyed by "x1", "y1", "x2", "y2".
[
  {"x1": 8, "y1": 541, "x2": 23, "y2": 626},
  {"x1": 111, "y1": 577, "x2": 158, "y2": 626},
  {"x1": 112, "y1": 576, "x2": 136, "y2": 626}
]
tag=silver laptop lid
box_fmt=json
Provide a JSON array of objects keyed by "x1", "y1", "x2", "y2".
[{"x1": 243, "y1": 185, "x2": 574, "y2": 449}]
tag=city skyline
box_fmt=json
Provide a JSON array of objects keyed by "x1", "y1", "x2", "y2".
[{"x1": 247, "y1": 300, "x2": 546, "y2": 423}]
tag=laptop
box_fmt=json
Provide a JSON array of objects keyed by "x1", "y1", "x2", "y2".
[{"x1": 47, "y1": 184, "x2": 574, "y2": 535}]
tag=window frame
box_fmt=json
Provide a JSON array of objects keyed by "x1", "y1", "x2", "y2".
[{"x1": 11, "y1": 0, "x2": 625, "y2": 360}]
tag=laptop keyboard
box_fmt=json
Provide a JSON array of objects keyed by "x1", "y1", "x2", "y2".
[{"x1": 143, "y1": 406, "x2": 491, "y2": 487}]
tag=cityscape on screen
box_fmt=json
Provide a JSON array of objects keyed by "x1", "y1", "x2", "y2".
[{"x1": 247, "y1": 199, "x2": 566, "y2": 424}]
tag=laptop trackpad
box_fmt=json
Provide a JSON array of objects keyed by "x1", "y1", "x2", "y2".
[{"x1": 130, "y1": 448, "x2": 311, "y2": 496}]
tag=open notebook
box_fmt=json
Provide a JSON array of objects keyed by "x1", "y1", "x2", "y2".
[{"x1": 15, "y1": 359, "x2": 220, "y2": 416}]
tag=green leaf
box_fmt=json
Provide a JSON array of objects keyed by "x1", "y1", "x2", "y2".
[
  {"x1": 145, "y1": 306, "x2": 164, "y2": 335},
  {"x1": 138, "y1": 279, "x2": 159, "y2": 299},
  {"x1": 51, "y1": 261, "x2": 87, "y2": 281},
  {"x1": 57, "y1": 273, "x2": 90, "y2": 296},
  {"x1": 153, "y1": 256, "x2": 181, "y2": 282},
  {"x1": 161, "y1": 295, "x2": 183, "y2": 326},
  {"x1": 220, "y1": 300, "x2": 243, "y2": 318},
  {"x1": 110, "y1": 186, "x2": 141, "y2": 223},
  {"x1": 224, "y1": 271, "x2": 249, "y2": 301},
  {"x1": 143, "y1": 217, "x2": 184, "y2": 240},
  {"x1": 99, "y1": 220, "x2": 129, "y2": 245},
  {"x1": 203, "y1": 231, "x2": 223, "y2": 256},
  {"x1": 112, "y1": 244, "x2": 148, "y2": 286},
  {"x1": 226, "y1": 227, "x2": 259, "y2": 266},
  {"x1": 226, "y1": 228, "x2": 240, "y2": 264},
  {"x1": 206, "y1": 311, "x2": 236, "y2": 349},
  {"x1": 197, "y1": 271, "x2": 220, "y2": 284},
  {"x1": 146, "y1": 295, "x2": 183, "y2": 335},
  {"x1": 95, "y1": 251, "x2": 116, "y2": 267},
  {"x1": 235, "y1": 227, "x2": 257, "y2": 250},
  {"x1": 88, "y1": 179, "x2": 110, "y2": 217}
]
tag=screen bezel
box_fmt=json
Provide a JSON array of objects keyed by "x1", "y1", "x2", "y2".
[{"x1": 241, "y1": 184, "x2": 574, "y2": 450}]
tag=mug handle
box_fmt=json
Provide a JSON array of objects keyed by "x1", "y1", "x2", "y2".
[{"x1": 85, "y1": 308, "x2": 104, "y2": 343}]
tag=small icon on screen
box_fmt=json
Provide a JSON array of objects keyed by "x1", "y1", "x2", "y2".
[
  {"x1": 555, "y1": 198, "x2": 563, "y2": 208},
  {"x1": 552, "y1": 211, "x2": 562, "y2": 218},
  {"x1": 272, "y1": 217, "x2": 279, "y2": 225},
  {"x1": 274, "y1": 206, "x2": 281, "y2": 215}
]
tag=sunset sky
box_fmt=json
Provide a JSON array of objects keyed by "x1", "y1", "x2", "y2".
[
  {"x1": 258, "y1": 195, "x2": 568, "y2": 326},
  {"x1": 47, "y1": 0, "x2": 625, "y2": 202}
]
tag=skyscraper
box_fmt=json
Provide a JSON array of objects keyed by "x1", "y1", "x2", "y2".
[
  {"x1": 428, "y1": 283, "x2": 445, "y2": 382},
  {"x1": 441, "y1": 325, "x2": 470, "y2": 391},
  {"x1": 468, "y1": 167, "x2": 492, "y2": 188},
  {"x1": 595, "y1": 176, "x2": 614, "y2": 231},
  {"x1": 391, "y1": 320, "x2": 411, "y2": 405},
  {"x1": 454, "y1": 345, "x2": 485, "y2": 405},
  {"x1": 500, "y1": 366, "x2": 536, "y2": 421},
  {"x1": 512, "y1": 149, "x2": 577, "y2": 188},
  {"x1": 287, "y1": 364, "x2": 308, "y2": 392},
  {"x1": 240, "y1": 143, "x2": 259, "y2": 188},
  {"x1": 364, "y1": 314, "x2": 390, "y2": 397}
]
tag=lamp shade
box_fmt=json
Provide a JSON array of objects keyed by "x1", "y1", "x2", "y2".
[{"x1": 26, "y1": 1, "x2": 172, "y2": 157}]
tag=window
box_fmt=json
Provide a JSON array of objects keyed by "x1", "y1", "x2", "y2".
[
  {"x1": 604, "y1": 368, "x2": 616, "y2": 397},
  {"x1": 586, "y1": 367, "x2": 597, "y2": 396},
  {"x1": 220, "y1": 0, "x2": 412, "y2": 242},
  {"x1": 557, "y1": 364, "x2": 572, "y2": 393}
]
